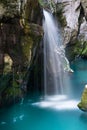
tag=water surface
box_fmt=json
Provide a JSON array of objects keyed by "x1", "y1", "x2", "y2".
[{"x1": 0, "y1": 59, "x2": 87, "y2": 130}]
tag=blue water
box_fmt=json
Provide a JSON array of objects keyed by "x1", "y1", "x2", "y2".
[{"x1": 0, "y1": 59, "x2": 87, "y2": 130}]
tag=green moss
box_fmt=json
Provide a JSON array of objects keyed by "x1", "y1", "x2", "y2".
[
  {"x1": 78, "y1": 87, "x2": 87, "y2": 111},
  {"x1": 5, "y1": 86, "x2": 22, "y2": 98},
  {"x1": 39, "y1": 0, "x2": 46, "y2": 6},
  {"x1": 66, "y1": 42, "x2": 82, "y2": 61},
  {"x1": 21, "y1": 22, "x2": 43, "y2": 66},
  {"x1": 56, "y1": 4, "x2": 67, "y2": 27},
  {"x1": 81, "y1": 42, "x2": 87, "y2": 56},
  {"x1": 21, "y1": 35, "x2": 33, "y2": 65},
  {"x1": 0, "y1": 72, "x2": 23, "y2": 106},
  {"x1": 2, "y1": 85, "x2": 22, "y2": 106},
  {"x1": 81, "y1": 88, "x2": 87, "y2": 103}
]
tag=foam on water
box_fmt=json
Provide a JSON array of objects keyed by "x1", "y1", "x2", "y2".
[{"x1": 32, "y1": 95, "x2": 78, "y2": 110}]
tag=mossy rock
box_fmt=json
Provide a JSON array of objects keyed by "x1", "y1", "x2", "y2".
[
  {"x1": 2, "y1": 78, "x2": 23, "y2": 106},
  {"x1": 81, "y1": 41, "x2": 87, "y2": 58},
  {"x1": 66, "y1": 40, "x2": 83, "y2": 61},
  {"x1": 0, "y1": 73, "x2": 12, "y2": 94},
  {"x1": 21, "y1": 35, "x2": 33, "y2": 65},
  {"x1": 39, "y1": 0, "x2": 49, "y2": 8},
  {"x1": 78, "y1": 102, "x2": 87, "y2": 112},
  {"x1": 2, "y1": 86, "x2": 22, "y2": 106},
  {"x1": 25, "y1": 0, "x2": 42, "y2": 23},
  {"x1": 66, "y1": 40, "x2": 87, "y2": 61},
  {"x1": 78, "y1": 85, "x2": 87, "y2": 112},
  {"x1": 24, "y1": 23, "x2": 43, "y2": 39},
  {"x1": 56, "y1": 10, "x2": 67, "y2": 27}
]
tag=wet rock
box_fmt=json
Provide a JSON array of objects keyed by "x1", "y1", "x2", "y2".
[
  {"x1": 78, "y1": 84, "x2": 87, "y2": 112},
  {"x1": 78, "y1": 17, "x2": 87, "y2": 41},
  {"x1": 56, "y1": 0, "x2": 81, "y2": 44},
  {"x1": 0, "y1": 0, "x2": 43, "y2": 106},
  {"x1": 81, "y1": 0, "x2": 87, "y2": 19}
]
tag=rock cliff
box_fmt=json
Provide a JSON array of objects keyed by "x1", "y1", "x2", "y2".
[
  {"x1": 0, "y1": 0, "x2": 87, "y2": 106},
  {"x1": 0, "y1": 0, "x2": 43, "y2": 106},
  {"x1": 41, "y1": 0, "x2": 87, "y2": 60}
]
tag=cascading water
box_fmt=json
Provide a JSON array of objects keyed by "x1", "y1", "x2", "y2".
[
  {"x1": 32, "y1": 9, "x2": 75, "y2": 110},
  {"x1": 32, "y1": 10, "x2": 78, "y2": 111},
  {"x1": 43, "y1": 9, "x2": 73, "y2": 96}
]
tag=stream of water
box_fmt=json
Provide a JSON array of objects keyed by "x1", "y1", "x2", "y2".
[{"x1": 43, "y1": 9, "x2": 72, "y2": 96}]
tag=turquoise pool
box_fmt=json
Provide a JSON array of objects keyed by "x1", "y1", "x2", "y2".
[{"x1": 0, "y1": 59, "x2": 87, "y2": 130}]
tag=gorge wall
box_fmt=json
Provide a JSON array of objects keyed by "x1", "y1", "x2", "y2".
[
  {"x1": 0, "y1": 0, "x2": 87, "y2": 106},
  {"x1": 43, "y1": 0, "x2": 87, "y2": 61},
  {"x1": 0, "y1": 0, "x2": 43, "y2": 106}
]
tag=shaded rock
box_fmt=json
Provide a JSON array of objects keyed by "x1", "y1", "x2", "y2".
[
  {"x1": 81, "y1": 0, "x2": 87, "y2": 20},
  {"x1": 24, "y1": 0, "x2": 42, "y2": 25},
  {"x1": 24, "y1": 23, "x2": 43, "y2": 38},
  {"x1": 78, "y1": 17, "x2": 87, "y2": 41},
  {"x1": 0, "y1": 4, "x2": 6, "y2": 17},
  {"x1": 0, "y1": 53, "x2": 4, "y2": 74},
  {"x1": 0, "y1": 0, "x2": 43, "y2": 73},
  {"x1": 0, "y1": 0, "x2": 43, "y2": 106},
  {"x1": 0, "y1": 18, "x2": 25, "y2": 73}
]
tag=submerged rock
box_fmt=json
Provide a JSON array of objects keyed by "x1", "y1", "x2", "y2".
[{"x1": 78, "y1": 85, "x2": 87, "y2": 112}]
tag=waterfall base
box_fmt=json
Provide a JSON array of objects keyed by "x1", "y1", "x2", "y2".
[{"x1": 32, "y1": 95, "x2": 78, "y2": 110}]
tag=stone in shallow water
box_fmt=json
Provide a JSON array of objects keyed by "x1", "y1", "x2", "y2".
[{"x1": 78, "y1": 84, "x2": 87, "y2": 112}]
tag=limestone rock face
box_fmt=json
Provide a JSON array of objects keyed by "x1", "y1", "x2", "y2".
[
  {"x1": 78, "y1": 17, "x2": 87, "y2": 41},
  {"x1": 81, "y1": 0, "x2": 87, "y2": 19},
  {"x1": 0, "y1": 0, "x2": 21, "y2": 19},
  {"x1": 54, "y1": 0, "x2": 87, "y2": 60},
  {"x1": 0, "y1": 0, "x2": 43, "y2": 74},
  {"x1": 55, "y1": 0, "x2": 81, "y2": 44},
  {"x1": 41, "y1": 0, "x2": 87, "y2": 60}
]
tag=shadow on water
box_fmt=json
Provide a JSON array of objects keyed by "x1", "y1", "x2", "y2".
[{"x1": 80, "y1": 113, "x2": 87, "y2": 124}]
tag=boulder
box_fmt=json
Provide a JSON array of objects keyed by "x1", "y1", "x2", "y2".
[{"x1": 78, "y1": 85, "x2": 87, "y2": 112}]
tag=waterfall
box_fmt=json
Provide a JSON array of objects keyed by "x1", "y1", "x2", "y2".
[{"x1": 43, "y1": 9, "x2": 73, "y2": 96}]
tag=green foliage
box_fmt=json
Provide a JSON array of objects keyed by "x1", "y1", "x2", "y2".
[{"x1": 66, "y1": 40, "x2": 87, "y2": 61}]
